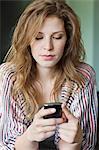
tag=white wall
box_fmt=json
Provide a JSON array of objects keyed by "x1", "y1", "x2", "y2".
[{"x1": 67, "y1": 0, "x2": 99, "y2": 90}]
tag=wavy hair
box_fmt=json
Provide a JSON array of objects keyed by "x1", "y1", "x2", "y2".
[{"x1": 5, "y1": 0, "x2": 85, "y2": 119}]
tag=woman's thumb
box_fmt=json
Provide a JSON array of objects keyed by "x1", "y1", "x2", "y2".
[{"x1": 62, "y1": 103, "x2": 74, "y2": 120}]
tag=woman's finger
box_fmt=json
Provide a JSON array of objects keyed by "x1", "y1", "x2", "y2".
[
  {"x1": 62, "y1": 103, "x2": 75, "y2": 120},
  {"x1": 59, "y1": 122, "x2": 82, "y2": 143},
  {"x1": 37, "y1": 125, "x2": 56, "y2": 132},
  {"x1": 44, "y1": 131, "x2": 55, "y2": 139},
  {"x1": 59, "y1": 130, "x2": 75, "y2": 144},
  {"x1": 36, "y1": 117, "x2": 63, "y2": 126},
  {"x1": 59, "y1": 120, "x2": 80, "y2": 131},
  {"x1": 35, "y1": 107, "x2": 56, "y2": 119}
]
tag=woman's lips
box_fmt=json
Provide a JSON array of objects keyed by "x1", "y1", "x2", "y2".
[{"x1": 40, "y1": 55, "x2": 55, "y2": 61}]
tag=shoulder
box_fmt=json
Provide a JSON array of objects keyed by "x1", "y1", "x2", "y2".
[
  {"x1": 77, "y1": 62, "x2": 96, "y2": 87},
  {"x1": 0, "y1": 62, "x2": 15, "y2": 75},
  {"x1": 0, "y1": 62, "x2": 16, "y2": 86},
  {"x1": 62, "y1": 63, "x2": 96, "y2": 91}
]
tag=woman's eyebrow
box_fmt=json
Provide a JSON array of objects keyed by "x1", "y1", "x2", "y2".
[
  {"x1": 38, "y1": 31, "x2": 65, "y2": 34},
  {"x1": 53, "y1": 31, "x2": 65, "y2": 34}
]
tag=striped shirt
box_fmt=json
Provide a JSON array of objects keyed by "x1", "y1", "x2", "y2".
[{"x1": 0, "y1": 62, "x2": 98, "y2": 150}]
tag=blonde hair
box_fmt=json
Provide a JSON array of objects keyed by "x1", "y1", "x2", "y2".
[{"x1": 5, "y1": 0, "x2": 85, "y2": 119}]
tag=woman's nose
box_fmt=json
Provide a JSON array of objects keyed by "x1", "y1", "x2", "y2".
[{"x1": 44, "y1": 38, "x2": 53, "y2": 51}]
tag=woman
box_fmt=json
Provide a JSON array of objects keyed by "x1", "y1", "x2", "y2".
[{"x1": 0, "y1": 0, "x2": 98, "y2": 149}]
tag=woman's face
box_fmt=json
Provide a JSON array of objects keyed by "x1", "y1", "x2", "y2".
[{"x1": 30, "y1": 16, "x2": 67, "y2": 69}]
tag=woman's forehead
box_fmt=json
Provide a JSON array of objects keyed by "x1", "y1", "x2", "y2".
[{"x1": 38, "y1": 16, "x2": 65, "y2": 33}]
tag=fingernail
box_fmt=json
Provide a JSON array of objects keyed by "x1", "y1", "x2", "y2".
[
  {"x1": 51, "y1": 108, "x2": 56, "y2": 112},
  {"x1": 62, "y1": 103, "x2": 66, "y2": 108}
]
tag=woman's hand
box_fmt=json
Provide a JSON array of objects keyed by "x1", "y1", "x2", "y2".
[
  {"x1": 58, "y1": 103, "x2": 82, "y2": 149},
  {"x1": 26, "y1": 107, "x2": 63, "y2": 142}
]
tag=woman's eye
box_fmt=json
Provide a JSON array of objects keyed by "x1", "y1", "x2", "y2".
[
  {"x1": 35, "y1": 37, "x2": 43, "y2": 40},
  {"x1": 53, "y1": 36, "x2": 62, "y2": 40}
]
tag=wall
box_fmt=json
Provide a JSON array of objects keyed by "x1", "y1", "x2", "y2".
[
  {"x1": 94, "y1": 0, "x2": 99, "y2": 90},
  {"x1": 0, "y1": 1, "x2": 31, "y2": 63},
  {"x1": 67, "y1": 0, "x2": 99, "y2": 90},
  {"x1": 1, "y1": 0, "x2": 99, "y2": 90}
]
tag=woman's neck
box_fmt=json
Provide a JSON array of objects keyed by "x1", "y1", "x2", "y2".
[
  {"x1": 36, "y1": 66, "x2": 55, "y2": 83},
  {"x1": 35, "y1": 66, "x2": 56, "y2": 105}
]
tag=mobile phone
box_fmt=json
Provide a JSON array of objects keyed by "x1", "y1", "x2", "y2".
[{"x1": 43, "y1": 102, "x2": 62, "y2": 119}]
